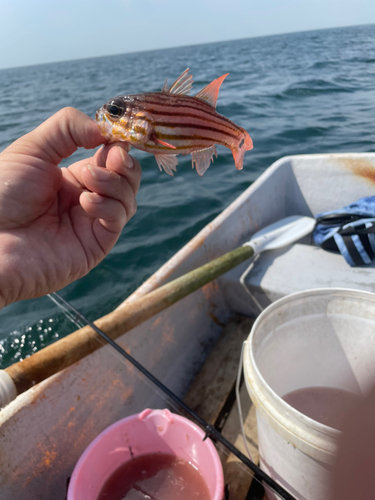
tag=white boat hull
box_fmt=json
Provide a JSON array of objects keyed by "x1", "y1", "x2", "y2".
[{"x1": 1, "y1": 153, "x2": 375, "y2": 499}]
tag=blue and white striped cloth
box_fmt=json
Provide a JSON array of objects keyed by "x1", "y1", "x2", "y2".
[{"x1": 313, "y1": 197, "x2": 375, "y2": 266}]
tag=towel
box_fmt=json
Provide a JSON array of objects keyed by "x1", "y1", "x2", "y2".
[{"x1": 313, "y1": 197, "x2": 375, "y2": 266}]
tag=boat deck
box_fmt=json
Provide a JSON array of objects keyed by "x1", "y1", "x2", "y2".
[
  {"x1": 61, "y1": 315, "x2": 265, "y2": 500},
  {"x1": 182, "y1": 314, "x2": 267, "y2": 500}
]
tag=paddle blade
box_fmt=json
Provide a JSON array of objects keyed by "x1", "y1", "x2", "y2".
[{"x1": 246, "y1": 216, "x2": 316, "y2": 255}]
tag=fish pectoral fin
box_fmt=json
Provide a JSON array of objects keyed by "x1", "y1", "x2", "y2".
[
  {"x1": 153, "y1": 136, "x2": 177, "y2": 149},
  {"x1": 163, "y1": 68, "x2": 193, "y2": 95},
  {"x1": 195, "y1": 73, "x2": 229, "y2": 108},
  {"x1": 191, "y1": 146, "x2": 218, "y2": 176},
  {"x1": 154, "y1": 153, "x2": 179, "y2": 176}
]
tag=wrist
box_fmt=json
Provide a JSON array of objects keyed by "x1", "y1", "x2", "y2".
[
  {"x1": 0, "y1": 279, "x2": 12, "y2": 309},
  {"x1": 0, "y1": 259, "x2": 25, "y2": 309},
  {"x1": 0, "y1": 283, "x2": 8, "y2": 310}
]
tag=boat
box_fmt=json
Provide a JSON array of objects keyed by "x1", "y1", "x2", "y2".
[{"x1": 0, "y1": 153, "x2": 374, "y2": 500}]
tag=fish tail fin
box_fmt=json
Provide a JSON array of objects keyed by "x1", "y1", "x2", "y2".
[{"x1": 231, "y1": 129, "x2": 253, "y2": 170}]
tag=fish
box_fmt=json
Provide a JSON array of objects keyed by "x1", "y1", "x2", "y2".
[{"x1": 95, "y1": 69, "x2": 253, "y2": 176}]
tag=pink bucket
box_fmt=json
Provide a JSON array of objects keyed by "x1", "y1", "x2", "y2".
[{"x1": 67, "y1": 408, "x2": 224, "y2": 500}]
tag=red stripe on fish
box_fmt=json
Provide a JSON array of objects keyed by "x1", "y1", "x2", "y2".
[
  {"x1": 135, "y1": 111, "x2": 239, "y2": 138},
  {"x1": 96, "y1": 69, "x2": 253, "y2": 176},
  {"x1": 125, "y1": 93, "x2": 241, "y2": 135},
  {"x1": 154, "y1": 132, "x2": 233, "y2": 150},
  {"x1": 141, "y1": 96, "x2": 240, "y2": 130},
  {"x1": 152, "y1": 115, "x2": 239, "y2": 135},
  {"x1": 154, "y1": 123, "x2": 238, "y2": 140},
  {"x1": 136, "y1": 92, "x2": 238, "y2": 120}
]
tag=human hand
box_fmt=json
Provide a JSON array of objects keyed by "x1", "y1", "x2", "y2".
[{"x1": 0, "y1": 107, "x2": 141, "y2": 308}]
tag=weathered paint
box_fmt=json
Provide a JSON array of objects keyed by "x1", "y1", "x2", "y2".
[
  {"x1": 121, "y1": 153, "x2": 375, "y2": 310},
  {"x1": 4, "y1": 245, "x2": 253, "y2": 398},
  {"x1": 333, "y1": 156, "x2": 375, "y2": 185},
  {"x1": 1, "y1": 153, "x2": 374, "y2": 499}
]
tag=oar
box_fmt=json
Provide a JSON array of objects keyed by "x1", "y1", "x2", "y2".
[{"x1": 0, "y1": 215, "x2": 315, "y2": 406}]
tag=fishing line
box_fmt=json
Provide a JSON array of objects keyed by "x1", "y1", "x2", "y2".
[
  {"x1": 49, "y1": 293, "x2": 288, "y2": 500},
  {"x1": 48, "y1": 291, "x2": 295, "y2": 500},
  {"x1": 48, "y1": 293, "x2": 190, "y2": 419},
  {"x1": 236, "y1": 340, "x2": 254, "y2": 462},
  {"x1": 239, "y1": 254, "x2": 265, "y2": 313}
]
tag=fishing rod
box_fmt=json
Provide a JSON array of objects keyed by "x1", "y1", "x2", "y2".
[
  {"x1": 48, "y1": 291, "x2": 296, "y2": 500},
  {"x1": 1, "y1": 215, "x2": 315, "y2": 404}
]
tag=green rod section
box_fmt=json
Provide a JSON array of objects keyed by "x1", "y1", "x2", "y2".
[{"x1": 5, "y1": 244, "x2": 254, "y2": 396}]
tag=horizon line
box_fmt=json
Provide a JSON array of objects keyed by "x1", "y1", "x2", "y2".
[{"x1": 0, "y1": 22, "x2": 373, "y2": 72}]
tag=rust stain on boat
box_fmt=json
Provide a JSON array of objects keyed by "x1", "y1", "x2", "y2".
[
  {"x1": 0, "y1": 364, "x2": 141, "y2": 493},
  {"x1": 151, "y1": 316, "x2": 163, "y2": 330},
  {"x1": 29, "y1": 387, "x2": 47, "y2": 405},
  {"x1": 37, "y1": 444, "x2": 57, "y2": 470},
  {"x1": 121, "y1": 387, "x2": 134, "y2": 402},
  {"x1": 336, "y1": 157, "x2": 375, "y2": 184},
  {"x1": 202, "y1": 281, "x2": 219, "y2": 301},
  {"x1": 162, "y1": 324, "x2": 175, "y2": 345},
  {"x1": 111, "y1": 380, "x2": 134, "y2": 402},
  {"x1": 209, "y1": 311, "x2": 226, "y2": 327},
  {"x1": 19, "y1": 442, "x2": 59, "y2": 486},
  {"x1": 187, "y1": 225, "x2": 211, "y2": 252}
]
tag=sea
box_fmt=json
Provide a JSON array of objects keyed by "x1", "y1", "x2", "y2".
[{"x1": 0, "y1": 24, "x2": 374, "y2": 368}]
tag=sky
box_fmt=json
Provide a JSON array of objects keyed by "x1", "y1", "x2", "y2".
[{"x1": 0, "y1": 0, "x2": 374, "y2": 70}]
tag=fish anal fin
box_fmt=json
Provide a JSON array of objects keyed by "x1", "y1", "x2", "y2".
[
  {"x1": 191, "y1": 145, "x2": 217, "y2": 176},
  {"x1": 166, "y1": 68, "x2": 193, "y2": 95},
  {"x1": 195, "y1": 73, "x2": 229, "y2": 108},
  {"x1": 154, "y1": 153, "x2": 179, "y2": 176}
]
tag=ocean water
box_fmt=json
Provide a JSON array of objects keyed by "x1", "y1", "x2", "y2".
[{"x1": 0, "y1": 24, "x2": 374, "y2": 368}]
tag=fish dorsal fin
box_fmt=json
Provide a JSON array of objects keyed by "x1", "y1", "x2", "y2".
[
  {"x1": 195, "y1": 73, "x2": 229, "y2": 108},
  {"x1": 163, "y1": 68, "x2": 193, "y2": 95},
  {"x1": 162, "y1": 78, "x2": 169, "y2": 92}
]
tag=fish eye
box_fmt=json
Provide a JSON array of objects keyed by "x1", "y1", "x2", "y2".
[
  {"x1": 105, "y1": 99, "x2": 126, "y2": 118},
  {"x1": 108, "y1": 104, "x2": 121, "y2": 116}
]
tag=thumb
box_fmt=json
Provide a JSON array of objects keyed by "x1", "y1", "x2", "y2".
[{"x1": 9, "y1": 107, "x2": 105, "y2": 164}]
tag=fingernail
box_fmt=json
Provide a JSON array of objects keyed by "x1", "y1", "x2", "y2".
[
  {"x1": 83, "y1": 191, "x2": 103, "y2": 203},
  {"x1": 127, "y1": 155, "x2": 134, "y2": 168},
  {"x1": 118, "y1": 147, "x2": 126, "y2": 164},
  {"x1": 88, "y1": 164, "x2": 112, "y2": 181},
  {"x1": 118, "y1": 147, "x2": 134, "y2": 168}
]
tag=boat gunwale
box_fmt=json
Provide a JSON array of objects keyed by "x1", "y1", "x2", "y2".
[{"x1": 118, "y1": 152, "x2": 375, "y2": 307}]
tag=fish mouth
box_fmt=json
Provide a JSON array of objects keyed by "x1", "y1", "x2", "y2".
[{"x1": 95, "y1": 107, "x2": 113, "y2": 140}]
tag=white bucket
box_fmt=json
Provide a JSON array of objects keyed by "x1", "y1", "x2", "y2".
[{"x1": 243, "y1": 288, "x2": 375, "y2": 500}]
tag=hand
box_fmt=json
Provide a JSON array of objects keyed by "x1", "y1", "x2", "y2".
[{"x1": 0, "y1": 107, "x2": 141, "y2": 308}]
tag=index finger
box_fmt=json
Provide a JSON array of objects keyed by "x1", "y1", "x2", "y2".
[{"x1": 94, "y1": 144, "x2": 142, "y2": 197}]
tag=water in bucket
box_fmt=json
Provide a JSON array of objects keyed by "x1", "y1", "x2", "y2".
[
  {"x1": 97, "y1": 452, "x2": 211, "y2": 499},
  {"x1": 282, "y1": 386, "x2": 363, "y2": 431},
  {"x1": 68, "y1": 409, "x2": 224, "y2": 500},
  {"x1": 244, "y1": 288, "x2": 375, "y2": 500}
]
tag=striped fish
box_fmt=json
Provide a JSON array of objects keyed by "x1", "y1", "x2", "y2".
[{"x1": 95, "y1": 69, "x2": 253, "y2": 176}]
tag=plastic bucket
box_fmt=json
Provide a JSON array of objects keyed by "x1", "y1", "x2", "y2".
[
  {"x1": 243, "y1": 288, "x2": 375, "y2": 500},
  {"x1": 67, "y1": 408, "x2": 224, "y2": 500}
]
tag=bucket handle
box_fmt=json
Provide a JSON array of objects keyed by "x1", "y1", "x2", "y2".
[{"x1": 236, "y1": 340, "x2": 254, "y2": 462}]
